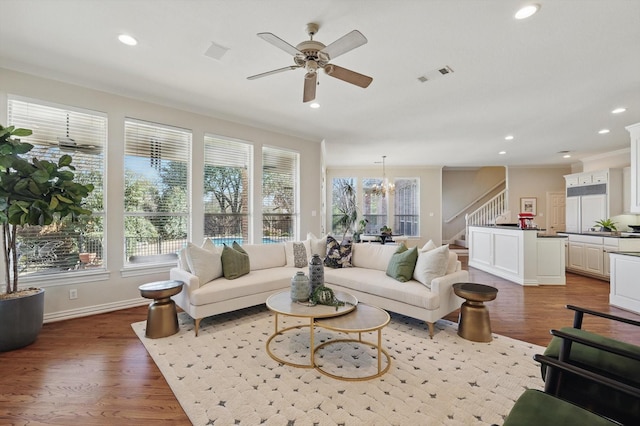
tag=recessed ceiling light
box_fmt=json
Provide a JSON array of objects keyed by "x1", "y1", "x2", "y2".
[
  {"x1": 118, "y1": 34, "x2": 138, "y2": 46},
  {"x1": 563, "y1": 154, "x2": 571, "y2": 159},
  {"x1": 611, "y1": 107, "x2": 627, "y2": 114},
  {"x1": 499, "y1": 151, "x2": 507, "y2": 155},
  {"x1": 598, "y1": 129, "x2": 610, "y2": 134},
  {"x1": 515, "y1": 4, "x2": 540, "y2": 20},
  {"x1": 310, "y1": 102, "x2": 320, "y2": 109},
  {"x1": 505, "y1": 135, "x2": 514, "y2": 141}
]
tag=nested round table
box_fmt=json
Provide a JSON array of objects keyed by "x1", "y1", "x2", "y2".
[
  {"x1": 453, "y1": 282, "x2": 498, "y2": 342},
  {"x1": 139, "y1": 280, "x2": 184, "y2": 338}
]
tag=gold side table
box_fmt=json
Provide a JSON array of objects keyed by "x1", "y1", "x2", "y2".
[
  {"x1": 453, "y1": 282, "x2": 498, "y2": 342},
  {"x1": 139, "y1": 280, "x2": 184, "y2": 339}
]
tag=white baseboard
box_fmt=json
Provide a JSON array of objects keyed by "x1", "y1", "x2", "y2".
[{"x1": 44, "y1": 297, "x2": 149, "y2": 323}]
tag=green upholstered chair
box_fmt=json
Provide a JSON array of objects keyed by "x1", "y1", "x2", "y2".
[
  {"x1": 503, "y1": 354, "x2": 640, "y2": 426},
  {"x1": 542, "y1": 305, "x2": 640, "y2": 425}
]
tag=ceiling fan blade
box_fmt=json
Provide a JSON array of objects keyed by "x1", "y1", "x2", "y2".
[
  {"x1": 303, "y1": 72, "x2": 317, "y2": 103},
  {"x1": 257, "y1": 32, "x2": 301, "y2": 56},
  {"x1": 320, "y1": 30, "x2": 367, "y2": 60},
  {"x1": 247, "y1": 66, "x2": 300, "y2": 80},
  {"x1": 324, "y1": 64, "x2": 373, "y2": 88}
]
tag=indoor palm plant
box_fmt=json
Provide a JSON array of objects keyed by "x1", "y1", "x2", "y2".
[{"x1": 0, "y1": 124, "x2": 94, "y2": 351}]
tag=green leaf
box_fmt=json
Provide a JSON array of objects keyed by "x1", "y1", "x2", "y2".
[
  {"x1": 58, "y1": 154, "x2": 73, "y2": 167},
  {"x1": 32, "y1": 169, "x2": 50, "y2": 184},
  {"x1": 56, "y1": 194, "x2": 73, "y2": 204},
  {"x1": 12, "y1": 128, "x2": 33, "y2": 137}
]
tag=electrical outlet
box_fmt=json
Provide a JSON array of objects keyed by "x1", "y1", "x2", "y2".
[{"x1": 69, "y1": 289, "x2": 78, "y2": 300}]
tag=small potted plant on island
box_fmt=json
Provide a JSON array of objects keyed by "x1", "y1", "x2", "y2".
[
  {"x1": 595, "y1": 219, "x2": 617, "y2": 232},
  {"x1": 0, "y1": 124, "x2": 94, "y2": 352}
]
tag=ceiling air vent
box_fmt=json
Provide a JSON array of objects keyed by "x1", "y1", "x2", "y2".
[{"x1": 418, "y1": 65, "x2": 454, "y2": 83}]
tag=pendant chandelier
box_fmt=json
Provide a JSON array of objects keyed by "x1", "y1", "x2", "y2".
[{"x1": 371, "y1": 155, "x2": 395, "y2": 197}]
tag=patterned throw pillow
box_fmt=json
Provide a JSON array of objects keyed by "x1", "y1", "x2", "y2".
[
  {"x1": 324, "y1": 235, "x2": 353, "y2": 268},
  {"x1": 293, "y1": 242, "x2": 308, "y2": 268},
  {"x1": 221, "y1": 241, "x2": 250, "y2": 279},
  {"x1": 386, "y1": 244, "x2": 418, "y2": 282}
]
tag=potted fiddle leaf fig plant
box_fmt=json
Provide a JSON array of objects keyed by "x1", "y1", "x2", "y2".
[{"x1": 0, "y1": 124, "x2": 94, "y2": 352}]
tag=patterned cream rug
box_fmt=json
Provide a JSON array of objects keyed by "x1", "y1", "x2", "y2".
[{"x1": 131, "y1": 305, "x2": 544, "y2": 425}]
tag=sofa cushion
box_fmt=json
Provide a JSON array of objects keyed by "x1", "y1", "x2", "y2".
[
  {"x1": 324, "y1": 267, "x2": 440, "y2": 310},
  {"x1": 351, "y1": 243, "x2": 398, "y2": 271},
  {"x1": 184, "y1": 242, "x2": 223, "y2": 284},
  {"x1": 386, "y1": 245, "x2": 418, "y2": 282},
  {"x1": 191, "y1": 267, "x2": 293, "y2": 306},
  {"x1": 221, "y1": 242, "x2": 250, "y2": 279},
  {"x1": 324, "y1": 235, "x2": 353, "y2": 268},
  {"x1": 413, "y1": 244, "x2": 450, "y2": 288},
  {"x1": 285, "y1": 240, "x2": 310, "y2": 268},
  {"x1": 446, "y1": 251, "x2": 459, "y2": 274},
  {"x1": 240, "y1": 243, "x2": 286, "y2": 270},
  {"x1": 307, "y1": 232, "x2": 328, "y2": 258}
]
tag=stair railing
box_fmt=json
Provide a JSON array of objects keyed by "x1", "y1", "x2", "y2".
[{"x1": 465, "y1": 189, "x2": 507, "y2": 230}]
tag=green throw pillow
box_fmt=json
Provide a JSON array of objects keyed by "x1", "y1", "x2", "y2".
[
  {"x1": 386, "y1": 245, "x2": 418, "y2": 282},
  {"x1": 221, "y1": 241, "x2": 250, "y2": 279}
]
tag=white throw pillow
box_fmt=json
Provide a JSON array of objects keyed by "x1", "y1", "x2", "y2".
[
  {"x1": 201, "y1": 238, "x2": 218, "y2": 252},
  {"x1": 419, "y1": 239, "x2": 437, "y2": 252},
  {"x1": 184, "y1": 242, "x2": 223, "y2": 284},
  {"x1": 413, "y1": 244, "x2": 450, "y2": 288},
  {"x1": 285, "y1": 240, "x2": 311, "y2": 267},
  {"x1": 307, "y1": 232, "x2": 328, "y2": 258}
]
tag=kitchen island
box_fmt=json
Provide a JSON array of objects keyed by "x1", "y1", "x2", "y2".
[
  {"x1": 610, "y1": 252, "x2": 640, "y2": 314},
  {"x1": 468, "y1": 225, "x2": 566, "y2": 286}
]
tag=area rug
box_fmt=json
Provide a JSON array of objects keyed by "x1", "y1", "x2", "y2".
[{"x1": 131, "y1": 306, "x2": 544, "y2": 425}]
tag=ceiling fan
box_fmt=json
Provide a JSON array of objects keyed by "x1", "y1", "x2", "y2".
[{"x1": 247, "y1": 23, "x2": 373, "y2": 103}]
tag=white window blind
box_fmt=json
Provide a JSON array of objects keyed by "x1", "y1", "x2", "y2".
[
  {"x1": 124, "y1": 119, "x2": 191, "y2": 264},
  {"x1": 262, "y1": 147, "x2": 298, "y2": 242},
  {"x1": 7, "y1": 97, "x2": 106, "y2": 275},
  {"x1": 394, "y1": 178, "x2": 420, "y2": 236},
  {"x1": 203, "y1": 134, "x2": 252, "y2": 245}
]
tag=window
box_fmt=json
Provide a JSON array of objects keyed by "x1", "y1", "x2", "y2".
[
  {"x1": 262, "y1": 147, "x2": 298, "y2": 243},
  {"x1": 331, "y1": 177, "x2": 357, "y2": 236},
  {"x1": 394, "y1": 178, "x2": 419, "y2": 236},
  {"x1": 362, "y1": 178, "x2": 387, "y2": 233},
  {"x1": 7, "y1": 97, "x2": 106, "y2": 276},
  {"x1": 124, "y1": 119, "x2": 190, "y2": 264},
  {"x1": 203, "y1": 135, "x2": 252, "y2": 246}
]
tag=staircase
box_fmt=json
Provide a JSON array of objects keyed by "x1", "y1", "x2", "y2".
[{"x1": 454, "y1": 190, "x2": 507, "y2": 248}]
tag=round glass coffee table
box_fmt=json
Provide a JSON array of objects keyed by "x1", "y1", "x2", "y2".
[
  {"x1": 265, "y1": 290, "x2": 357, "y2": 369},
  {"x1": 266, "y1": 290, "x2": 391, "y2": 381}
]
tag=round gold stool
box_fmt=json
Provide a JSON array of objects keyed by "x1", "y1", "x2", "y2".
[
  {"x1": 453, "y1": 282, "x2": 498, "y2": 342},
  {"x1": 138, "y1": 280, "x2": 184, "y2": 339}
]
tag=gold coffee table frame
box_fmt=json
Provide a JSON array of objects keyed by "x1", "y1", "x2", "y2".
[
  {"x1": 266, "y1": 291, "x2": 391, "y2": 381},
  {"x1": 314, "y1": 303, "x2": 391, "y2": 381}
]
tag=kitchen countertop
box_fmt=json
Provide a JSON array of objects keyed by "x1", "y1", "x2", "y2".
[
  {"x1": 610, "y1": 251, "x2": 640, "y2": 257},
  {"x1": 557, "y1": 231, "x2": 640, "y2": 239}
]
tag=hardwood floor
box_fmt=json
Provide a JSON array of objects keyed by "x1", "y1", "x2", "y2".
[{"x1": 2, "y1": 263, "x2": 639, "y2": 425}]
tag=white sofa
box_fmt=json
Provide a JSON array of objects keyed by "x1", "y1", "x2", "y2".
[{"x1": 170, "y1": 241, "x2": 468, "y2": 337}]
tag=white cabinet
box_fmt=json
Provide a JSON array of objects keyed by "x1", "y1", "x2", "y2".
[
  {"x1": 584, "y1": 243, "x2": 604, "y2": 276},
  {"x1": 628, "y1": 122, "x2": 640, "y2": 213},
  {"x1": 623, "y1": 167, "x2": 631, "y2": 213},
  {"x1": 567, "y1": 234, "x2": 640, "y2": 280},
  {"x1": 610, "y1": 253, "x2": 640, "y2": 314},
  {"x1": 565, "y1": 196, "x2": 579, "y2": 233},
  {"x1": 580, "y1": 194, "x2": 607, "y2": 232},
  {"x1": 564, "y1": 168, "x2": 622, "y2": 232}
]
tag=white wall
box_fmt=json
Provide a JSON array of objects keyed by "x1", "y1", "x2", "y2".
[
  {"x1": 326, "y1": 165, "x2": 442, "y2": 247},
  {"x1": 506, "y1": 166, "x2": 571, "y2": 229},
  {"x1": 0, "y1": 68, "x2": 323, "y2": 321}
]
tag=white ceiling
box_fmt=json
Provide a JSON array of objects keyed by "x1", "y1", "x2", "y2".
[{"x1": 1, "y1": 0, "x2": 639, "y2": 168}]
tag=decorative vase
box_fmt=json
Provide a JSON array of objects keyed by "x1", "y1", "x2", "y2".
[
  {"x1": 309, "y1": 254, "x2": 324, "y2": 295},
  {"x1": 290, "y1": 271, "x2": 310, "y2": 302}
]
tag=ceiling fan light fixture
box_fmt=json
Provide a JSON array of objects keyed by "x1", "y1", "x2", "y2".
[{"x1": 515, "y1": 4, "x2": 540, "y2": 20}]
